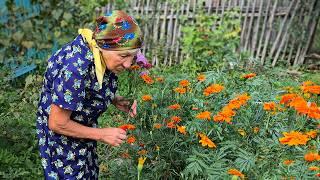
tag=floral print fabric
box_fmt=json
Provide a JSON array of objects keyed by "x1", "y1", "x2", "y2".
[{"x1": 36, "y1": 35, "x2": 118, "y2": 179}]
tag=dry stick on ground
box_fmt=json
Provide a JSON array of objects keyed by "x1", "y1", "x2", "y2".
[
  {"x1": 261, "y1": 0, "x2": 278, "y2": 65},
  {"x1": 255, "y1": 0, "x2": 271, "y2": 59},
  {"x1": 298, "y1": 0, "x2": 320, "y2": 65},
  {"x1": 240, "y1": 0, "x2": 251, "y2": 51},
  {"x1": 252, "y1": 0, "x2": 263, "y2": 57},
  {"x1": 272, "y1": 1, "x2": 300, "y2": 67},
  {"x1": 244, "y1": 0, "x2": 256, "y2": 52}
]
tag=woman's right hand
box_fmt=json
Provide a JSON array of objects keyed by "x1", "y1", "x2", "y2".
[{"x1": 98, "y1": 128, "x2": 127, "y2": 146}]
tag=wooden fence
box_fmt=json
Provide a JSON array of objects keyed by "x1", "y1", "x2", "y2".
[{"x1": 104, "y1": 0, "x2": 320, "y2": 67}]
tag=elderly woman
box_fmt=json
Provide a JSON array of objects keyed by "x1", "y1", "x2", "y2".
[{"x1": 36, "y1": 10, "x2": 143, "y2": 179}]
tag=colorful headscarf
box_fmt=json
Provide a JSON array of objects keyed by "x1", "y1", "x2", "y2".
[{"x1": 93, "y1": 10, "x2": 143, "y2": 50}]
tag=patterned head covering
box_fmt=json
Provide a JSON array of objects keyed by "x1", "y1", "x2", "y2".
[{"x1": 93, "y1": 10, "x2": 143, "y2": 50}]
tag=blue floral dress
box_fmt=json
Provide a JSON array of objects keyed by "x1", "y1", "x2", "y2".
[{"x1": 36, "y1": 35, "x2": 118, "y2": 179}]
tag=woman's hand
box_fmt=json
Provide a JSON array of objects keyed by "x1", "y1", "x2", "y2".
[
  {"x1": 112, "y1": 96, "x2": 137, "y2": 117},
  {"x1": 98, "y1": 128, "x2": 127, "y2": 146}
]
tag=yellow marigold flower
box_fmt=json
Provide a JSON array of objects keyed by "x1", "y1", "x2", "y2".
[
  {"x1": 306, "y1": 130, "x2": 317, "y2": 138},
  {"x1": 304, "y1": 152, "x2": 320, "y2": 162},
  {"x1": 238, "y1": 129, "x2": 246, "y2": 136},
  {"x1": 140, "y1": 74, "x2": 154, "y2": 84},
  {"x1": 241, "y1": 73, "x2": 256, "y2": 79},
  {"x1": 168, "y1": 104, "x2": 181, "y2": 110},
  {"x1": 253, "y1": 127, "x2": 260, "y2": 134},
  {"x1": 137, "y1": 157, "x2": 147, "y2": 172},
  {"x1": 99, "y1": 163, "x2": 108, "y2": 173},
  {"x1": 142, "y1": 95, "x2": 152, "y2": 101},
  {"x1": 197, "y1": 74, "x2": 206, "y2": 82},
  {"x1": 199, "y1": 134, "x2": 216, "y2": 149},
  {"x1": 309, "y1": 166, "x2": 319, "y2": 171},
  {"x1": 263, "y1": 102, "x2": 277, "y2": 111},
  {"x1": 203, "y1": 84, "x2": 224, "y2": 96},
  {"x1": 279, "y1": 131, "x2": 310, "y2": 146},
  {"x1": 228, "y1": 169, "x2": 245, "y2": 179},
  {"x1": 283, "y1": 160, "x2": 294, "y2": 165},
  {"x1": 179, "y1": 80, "x2": 190, "y2": 87},
  {"x1": 177, "y1": 125, "x2": 187, "y2": 135},
  {"x1": 174, "y1": 87, "x2": 186, "y2": 94},
  {"x1": 196, "y1": 111, "x2": 211, "y2": 120}
]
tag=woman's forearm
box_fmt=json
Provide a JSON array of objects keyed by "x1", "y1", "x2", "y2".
[{"x1": 49, "y1": 119, "x2": 102, "y2": 141}]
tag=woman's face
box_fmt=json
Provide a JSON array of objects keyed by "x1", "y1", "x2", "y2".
[{"x1": 100, "y1": 49, "x2": 139, "y2": 74}]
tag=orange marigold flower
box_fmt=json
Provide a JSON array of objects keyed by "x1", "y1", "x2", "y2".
[
  {"x1": 168, "y1": 104, "x2": 181, "y2": 110},
  {"x1": 280, "y1": 94, "x2": 298, "y2": 105},
  {"x1": 156, "y1": 77, "x2": 164, "y2": 82},
  {"x1": 301, "y1": 85, "x2": 320, "y2": 95},
  {"x1": 174, "y1": 87, "x2": 186, "y2": 94},
  {"x1": 283, "y1": 160, "x2": 294, "y2": 165},
  {"x1": 309, "y1": 166, "x2": 319, "y2": 171},
  {"x1": 306, "y1": 130, "x2": 317, "y2": 138},
  {"x1": 171, "y1": 116, "x2": 182, "y2": 123},
  {"x1": 213, "y1": 107, "x2": 236, "y2": 123},
  {"x1": 177, "y1": 125, "x2": 187, "y2": 135},
  {"x1": 142, "y1": 95, "x2": 152, "y2": 101},
  {"x1": 304, "y1": 152, "x2": 320, "y2": 162},
  {"x1": 241, "y1": 73, "x2": 256, "y2": 79},
  {"x1": 130, "y1": 65, "x2": 140, "y2": 70},
  {"x1": 228, "y1": 169, "x2": 245, "y2": 179},
  {"x1": 196, "y1": 111, "x2": 211, "y2": 120},
  {"x1": 127, "y1": 135, "x2": 136, "y2": 144},
  {"x1": 140, "y1": 74, "x2": 154, "y2": 84},
  {"x1": 279, "y1": 131, "x2": 310, "y2": 146},
  {"x1": 302, "y1": 81, "x2": 315, "y2": 86},
  {"x1": 263, "y1": 102, "x2": 277, "y2": 111},
  {"x1": 179, "y1": 80, "x2": 190, "y2": 87},
  {"x1": 153, "y1": 123, "x2": 162, "y2": 129},
  {"x1": 199, "y1": 134, "x2": 216, "y2": 148},
  {"x1": 203, "y1": 84, "x2": 224, "y2": 96},
  {"x1": 197, "y1": 74, "x2": 206, "y2": 82},
  {"x1": 166, "y1": 121, "x2": 176, "y2": 129},
  {"x1": 119, "y1": 124, "x2": 136, "y2": 131},
  {"x1": 227, "y1": 94, "x2": 250, "y2": 110}
]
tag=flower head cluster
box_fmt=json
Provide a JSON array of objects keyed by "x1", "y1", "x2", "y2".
[
  {"x1": 203, "y1": 84, "x2": 224, "y2": 96},
  {"x1": 213, "y1": 93, "x2": 250, "y2": 123}
]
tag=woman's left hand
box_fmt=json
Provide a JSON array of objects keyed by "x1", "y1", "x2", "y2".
[{"x1": 112, "y1": 96, "x2": 137, "y2": 117}]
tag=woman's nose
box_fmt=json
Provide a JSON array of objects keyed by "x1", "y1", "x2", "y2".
[{"x1": 122, "y1": 58, "x2": 133, "y2": 69}]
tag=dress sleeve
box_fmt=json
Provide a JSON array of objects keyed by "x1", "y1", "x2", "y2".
[{"x1": 51, "y1": 55, "x2": 89, "y2": 112}]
